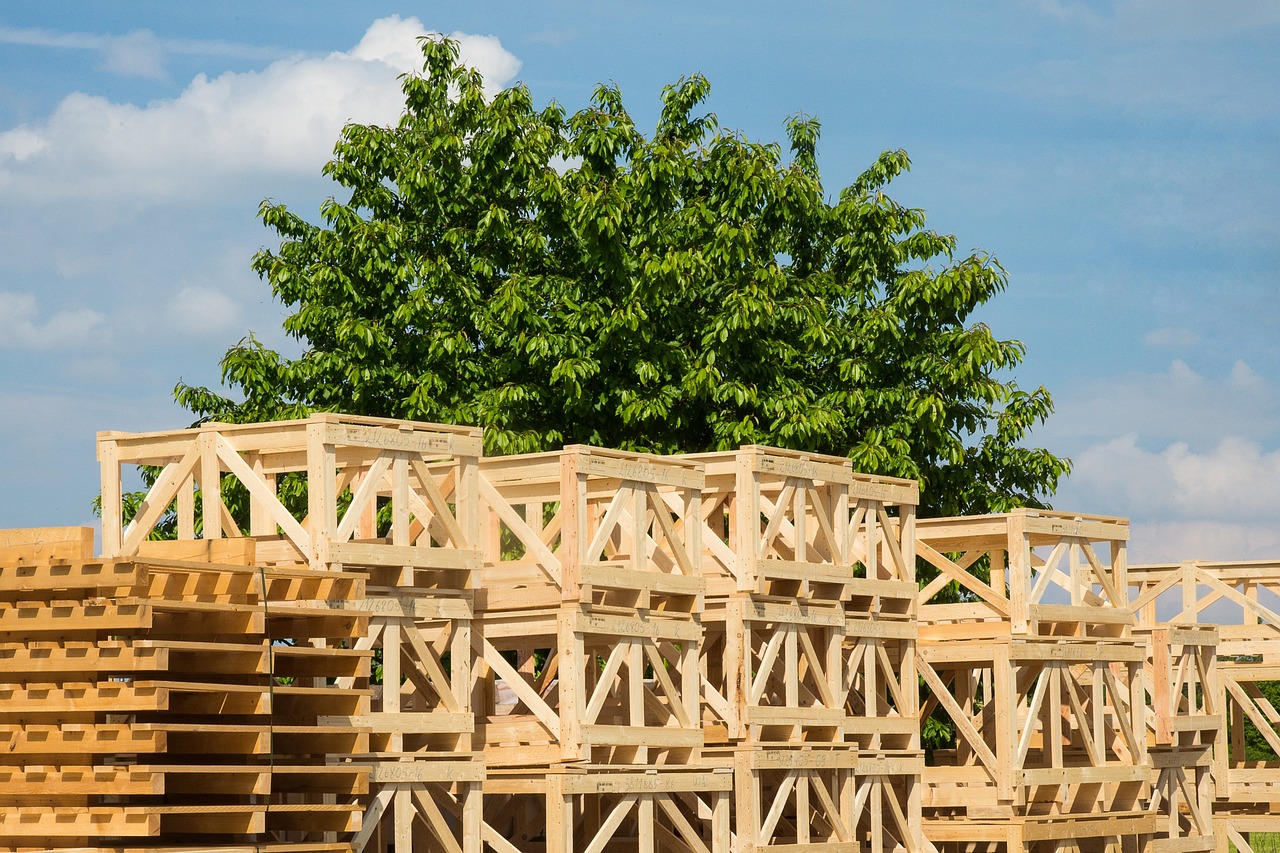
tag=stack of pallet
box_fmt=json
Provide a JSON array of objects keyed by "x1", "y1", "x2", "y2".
[
  {"x1": 1130, "y1": 560, "x2": 1276, "y2": 853},
  {"x1": 0, "y1": 526, "x2": 371, "y2": 851},
  {"x1": 472, "y1": 446, "x2": 732, "y2": 853},
  {"x1": 0, "y1": 411, "x2": 1243, "y2": 853},
  {"x1": 689, "y1": 447, "x2": 924, "y2": 853},
  {"x1": 914, "y1": 510, "x2": 1156, "y2": 852},
  {"x1": 98, "y1": 414, "x2": 487, "y2": 853}
]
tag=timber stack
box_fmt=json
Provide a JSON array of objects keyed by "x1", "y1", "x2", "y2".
[
  {"x1": 97, "y1": 414, "x2": 486, "y2": 853},
  {"x1": 473, "y1": 446, "x2": 730, "y2": 853},
  {"x1": 914, "y1": 510, "x2": 1157, "y2": 852},
  {"x1": 1129, "y1": 559, "x2": 1277, "y2": 853},
  {"x1": 689, "y1": 447, "x2": 923, "y2": 853},
  {"x1": 0, "y1": 526, "x2": 370, "y2": 851},
  {"x1": 7, "y1": 411, "x2": 1280, "y2": 852}
]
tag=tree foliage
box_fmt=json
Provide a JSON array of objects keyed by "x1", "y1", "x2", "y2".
[{"x1": 177, "y1": 37, "x2": 1069, "y2": 517}]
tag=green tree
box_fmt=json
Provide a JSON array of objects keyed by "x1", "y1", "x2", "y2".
[{"x1": 177, "y1": 37, "x2": 1069, "y2": 518}]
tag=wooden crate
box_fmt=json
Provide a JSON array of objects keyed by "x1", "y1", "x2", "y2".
[
  {"x1": 473, "y1": 447, "x2": 705, "y2": 767},
  {"x1": 918, "y1": 509, "x2": 1131, "y2": 637},
  {"x1": 321, "y1": 588, "x2": 481, "y2": 853},
  {"x1": 719, "y1": 745, "x2": 860, "y2": 853},
  {"x1": 918, "y1": 632, "x2": 1150, "y2": 818},
  {"x1": 97, "y1": 413, "x2": 483, "y2": 580},
  {"x1": 684, "y1": 445, "x2": 918, "y2": 600},
  {"x1": 687, "y1": 447, "x2": 918, "y2": 740},
  {"x1": 474, "y1": 601, "x2": 702, "y2": 768},
  {"x1": 481, "y1": 765, "x2": 732, "y2": 853},
  {"x1": 916, "y1": 511, "x2": 1154, "y2": 850},
  {"x1": 1138, "y1": 625, "x2": 1219, "y2": 853},
  {"x1": 1130, "y1": 560, "x2": 1280, "y2": 806},
  {"x1": 476, "y1": 445, "x2": 704, "y2": 611}
]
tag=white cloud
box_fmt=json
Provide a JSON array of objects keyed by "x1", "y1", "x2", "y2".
[
  {"x1": 1040, "y1": 359, "x2": 1280, "y2": 448},
  {"x1": 99, "y1": 29, "x2": 167, "y2": 80},
  {"x1": 0, "y1": 17, "x2": 522, "y2": 203},
  {"x1": 165, "y1": 286, "x2": 243, "y2": 338},
  {"x1": 1043, "y1": 360, "x2": 1280, "y2": 562},
  {"x1": 1070, "y1": 434, "x2": 1280, "y2": 521},
  {"x1": 0, "y1": 25, "x2": 295, "y2": 74},
  {"x1": 1113, "y1": 0, "x2": 1280, "y2": 41},
  {"x1": 0, "y1": 291, "x2": 105, "y2": 350},
  {"x1": 1129, "y1": 519, "x2": 1280, "y2": 564},
  {"x1": 0, "y1": 16, "x2": 524, "y2": 397}
]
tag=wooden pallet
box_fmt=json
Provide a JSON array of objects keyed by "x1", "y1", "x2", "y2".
[{"x1": 0, "y1": 528, "x2": 373, "y2": 851}]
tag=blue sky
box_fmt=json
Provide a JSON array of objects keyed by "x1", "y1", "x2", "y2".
[{"x1": 1, "y1": 2, "x2": 1277, "y2": 561}]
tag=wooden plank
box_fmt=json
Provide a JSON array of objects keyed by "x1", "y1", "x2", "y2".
[
  {"x1": 324, "y1": 421, "x2": 483, "y2": 457},
  {"x1": 579, "y1": 724, "x2": 702, "y2": 748},
  {"x1": 319, "y1": 712, "x2": 473, "y2": 734},
  {"x1": 579, "y1": 562, "x2": 704, "y2": 597},
  {"x1": 572, "y1": 447, "x2": 704, "y2": 489},
  {"x1": 0, "y1": 526, "x2": 95, "y2": 561},
  {"x1": 0, "y1": 807, "x2": 159, "y2": 837},
  {"x1": 558, "y1": 769, "x2": 733, "y2": 796}
]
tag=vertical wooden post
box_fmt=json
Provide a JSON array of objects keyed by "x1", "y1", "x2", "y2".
[
  {"x1": 393, "y1": 786, "x2": 412, "y2": 853},
  {"x1": 863, "y1": 499, "x2": 879, "y2": 582},
  {"x1": 560, "y1": 613, "x2": 585, "y2": 762},
  {"x1": 1181, "y1": 562, "x2": 1198, "y2": 622},
  {"x1": 249, "y1": 453, "x2": 271, "y2": 537},
  {"x1": 735, "y1": 749, "x2": 758, "y2": 852},
  {"x1": 1008, "y1": 513, "x2": 1031, "y2": 635},
  {"x1": 735, "y1": 451, "x2": 758, "y2": 592},
  {"x1": 994, "y1": 644, "x2": 1016, "y2": 802},
  {"x1": 561, "y1": 452, "x2": 584, "y2": 601},
  {"x1": 1152, "y1": 627, "x2": 1171, "y2": 747},
  {"x1": 97, "y1": 435, "x2": 122, "y2": 555},
  {"x1": 177, "y1": 473, "x2": 195, "y2": 540},
  {"x1": 198, "y1": 430, "x2": 221, "y2": 540},
  {"x1": 307, "y1": 420, "x2": 334, "y2": 568},
  {"x1": 712, "y1": 781, "x2": 731, "y2": 853},
  {"x1": 545, "y1": 771, "x2": 569, "y2": 853}
]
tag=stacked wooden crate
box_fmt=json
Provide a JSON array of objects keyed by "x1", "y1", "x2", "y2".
[
  {"x1": 688, "y1": 447, "x2": 924, "y2": 853},
  {"x1": 915, "y1": 510, "x2": 1156, "y2": 852},
  {"x1": 0, "y1": 526, "x2": 371, "y2": 851},
  {"x1": 1130, "y1": 560, "x2": 1279, "y2": 853},
  {"x1": 472, "y1": 446, "x2": 731, "y2": 853},
  {"x1": 11, "y1": 410, "x2": 1270, "y2": 853},
  {"x1": 98, "y1": 414, "x2": 486, "y2": 853}
]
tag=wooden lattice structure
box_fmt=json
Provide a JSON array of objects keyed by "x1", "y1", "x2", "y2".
[
  {"x1": 916, "y1": 510, "x2": 1160, "y2": 852},
  {"x1": 4, "y1": 413, "x2": 1272, "y2": 853},
  {"x1": 689, "y1": 447, "x2": 925, "y2": 853},
  {"x1": 472, "y1": 447, "x2": 717, "y2": 853},
  {"x1": 1129, "y1": 560, "x2": 1280, "y2": 853}
]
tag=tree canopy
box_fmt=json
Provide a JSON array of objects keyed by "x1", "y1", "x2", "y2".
[{"x1": 177, "y1": 37, "x2": 1069, "y2": 517}]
